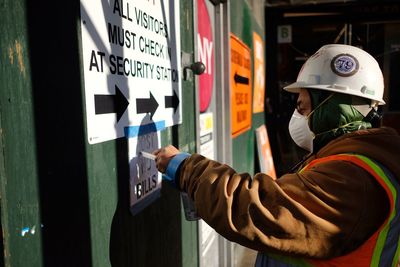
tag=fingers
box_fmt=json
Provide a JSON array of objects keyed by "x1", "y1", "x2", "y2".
[
  {"x1": 152, "y1": 148, "x2": 162, "y2": 156},
  {"x1": 152, "y1": 146, "x2": 180, "y2": 174},
  {"x1": 156, "y1": 162, "x2": 165, "y2": 173},
  {"x1": 153, "y1": 147, "x2": 166, "y2": 173},
  {"x1": 152, "y1": 147, "x2": 166, "y2": 156}
]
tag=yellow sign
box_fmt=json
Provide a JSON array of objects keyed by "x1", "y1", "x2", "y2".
[
  {"x1": 253, "y1": 32, "x2": 265, "y2": 113},
  {"x1": 230, "y1": 34, "x2": 252, "y2": 138}
]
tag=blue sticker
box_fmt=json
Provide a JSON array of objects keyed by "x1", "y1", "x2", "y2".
[{"x1": 331, "y1": 54, "x2": 359, "y2": 77}]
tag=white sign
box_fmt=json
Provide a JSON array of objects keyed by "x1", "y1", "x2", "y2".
[
  {"x1": 128, "y1": 121, "x2": 161, "y2": 215},
  {"x1": 277, "y1": 25, "x2": 292, "y2": 44},
  {"x1": 199, "y1": 112, "x2": 214, "y2": 159},
  {"x1": 255, "y1": 125, "x2": 276, "y2": 179},
  {"x1": 80, "y1": 0, "x2": 181, "y2": 144}
]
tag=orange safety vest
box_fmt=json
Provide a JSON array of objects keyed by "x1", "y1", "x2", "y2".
[{"x1": 257, "y1": 154, "x2": 400, "y2": 267}]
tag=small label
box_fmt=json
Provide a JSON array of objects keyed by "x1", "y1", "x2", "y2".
[
  {"x1": 361, "y1": 86, "x2": 375, "y2": 96},
  {"x1": 331, "y1": 54, "x2": 359, "y2": 77}
]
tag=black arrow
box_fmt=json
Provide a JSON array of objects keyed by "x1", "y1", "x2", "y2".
[
  {"x1": 234, "y1": 73, "x2": 249, "y2": 85},
  {"x1": 94, "y1": 85, "x2": 129, "y2": 122},
  {"x1": 136, "y1": 92, "x2": 159, "y2": 119},
  {"x1": 165, "y1": 90, "x2": 180, "y2": 113}
]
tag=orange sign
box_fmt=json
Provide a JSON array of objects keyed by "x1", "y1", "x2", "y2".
[
  {"x1": 230, "y1": 34, "x2": 252, "y2": 137},
  {"x1": 255, "y1": 125, "x2": 277, "y2": 180},
  {"x1": 253, "y1": 32, "x2": 265, "y2": 113}
]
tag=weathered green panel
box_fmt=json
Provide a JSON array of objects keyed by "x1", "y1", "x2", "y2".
[
  {"x1": 230, "y1": 0, "x2": 253, "y2": 43},
  {"x1": 0, "y1": 0, "x2": 264, "y2": 266},
  {"x1": 231, "y1": 0, "x2": 266, "y2": 175},
  {"x1": 21, "y1": 1, "x2": 94, "y2": 266},
  {"x1": 251, "y1": 13, "x2": 267, "y2": 171},
  {"x1": 83, "y1": 0, "x2": 198, "y2": 266},
  {"x1": 177, "y1": 1, "x2": 199, "y2": 264},
  {"x1": 86, "y1": 142, "x2": 118, "y2": 267},
  {"x1": 0, "y1": 1, "x2": 43, "y2": 266}
]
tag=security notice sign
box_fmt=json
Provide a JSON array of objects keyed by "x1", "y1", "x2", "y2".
[
  {"x1": 128, "y1": 129, "x2": 161, "y2": 215},
  {"x1": 80, "y1": 0, "x2": 181, "y2": 144},
  {"x1": 230, "y1": 34, "x2": 252, "y2": 137}
]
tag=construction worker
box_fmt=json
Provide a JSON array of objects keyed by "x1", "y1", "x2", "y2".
[{"x1": 153, "y1": 44, "x2": 400, "y2": 266}]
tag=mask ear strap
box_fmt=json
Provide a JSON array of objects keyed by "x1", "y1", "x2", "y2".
[
  {"x1": 313, "y1": 120, "x2": 369, "y2": 138},
  {"x1": 306, "y1": 92, "x2": 335, "y2": 120}
]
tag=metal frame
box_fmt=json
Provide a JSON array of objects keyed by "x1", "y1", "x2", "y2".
[
  {"x1": 215, "y1": 2, "x2": 234, "y2": 267},
  {"x1": 215, "y1": 0, "x2": 232, "y2": 167},
  {"x1": 193, "y1": 0, "x2": 233, "y2": 266}
]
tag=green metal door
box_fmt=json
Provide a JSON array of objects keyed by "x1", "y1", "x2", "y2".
[{"x1": 0, "y1": 0, "x2": 198, "y2": 266}]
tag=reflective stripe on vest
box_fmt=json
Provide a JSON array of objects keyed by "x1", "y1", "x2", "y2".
[
  {"x1": 305, "y1": 154, "x2": 400, "y2": 267},
  {"x1": 259, "y1": 154, "x2": 400, "y2": 267}
]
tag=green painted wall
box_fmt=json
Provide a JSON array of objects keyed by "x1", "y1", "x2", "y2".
[
  {"x1": 0, "y1": 1, "x2": 43, "y2": 266},
  {"x1": 0, "y1": 0, "x2": 265, "y2": 266},
  {"x1": 231, "y1": 0, "x2": 266, "y2": 175},
  {"x1": 0, "y1": 0, "x2": 197, "y2": 266}
]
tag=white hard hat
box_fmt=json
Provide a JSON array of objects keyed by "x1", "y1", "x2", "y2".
[{"x1": 284, "y1": 44, "x2": 385, "y2": 105}]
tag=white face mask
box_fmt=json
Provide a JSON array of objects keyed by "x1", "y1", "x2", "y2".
[{"x1": 288, "y1": 109, "x2": 315, "y2": 152}]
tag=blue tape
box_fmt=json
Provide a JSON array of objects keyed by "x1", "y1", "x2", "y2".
[{"x1": 124, "y1": 121, "x2": 166, "y2": 138}]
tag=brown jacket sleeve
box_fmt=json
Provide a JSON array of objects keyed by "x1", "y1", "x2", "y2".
[{"x1": 179, "y1": 154, "x2": 389, "y2": 259}]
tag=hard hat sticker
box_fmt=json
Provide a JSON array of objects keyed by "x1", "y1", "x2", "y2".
[{"x1": 331, "y1": 54, "x2": 359, "y2": 77}]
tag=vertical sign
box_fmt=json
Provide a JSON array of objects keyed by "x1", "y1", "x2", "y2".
[
  {"x1": 197, "y1": 0, "x2": 214, "y2": 113},
  {"x1": 128, "y1": 125, "x2": 161, "y2": 215},
  {"x1": 80, "y1": 0, "x2": 181, "y2": 214},
  {"x1": 256, "y1": 125, "x2": 276, "y2": 180},
  {"x1": 199, "y1": 113, "x2": 214, "y2": 159},
  {"x1": 230, "y1": 34, "x2": 252, "y2": 138},
  {"x1": 253, "y1": 32, "x2": 265, "y2": 113},
  {"x1": 80, "y1": 0, "x2": 181, "y2": 144},
  {"x1": 197, "y1": 0, "x2": 215, "y2": 161}
]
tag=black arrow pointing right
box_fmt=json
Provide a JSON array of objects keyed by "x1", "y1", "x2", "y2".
[
  {"x1": 234, "y1": 73, "x2": 249, "y2": 85},
  {"x1": 136, "y1": 92, "x2": 159, "y2": 119},
  {"x1": 165, "y1": 90, "x2": 180, "y2": 113},
  {"x1": 94, "y1": 85, "x2": 129, "y2": 122}
]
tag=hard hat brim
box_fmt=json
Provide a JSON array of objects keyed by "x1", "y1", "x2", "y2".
[
  {"x1": 283, "y1": 82, "x2": 305, "y2": 93},
  {"x1": 283, "y1": 82, "x2": 386, "y2": 105}
]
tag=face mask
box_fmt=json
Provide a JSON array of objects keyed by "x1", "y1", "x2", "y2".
[
  {"x1": 288, "y1": 92, "x2": 335, "y2": 152},
  {"x1": 288, "y1": 109, "x2": 314, "y2": 152}
]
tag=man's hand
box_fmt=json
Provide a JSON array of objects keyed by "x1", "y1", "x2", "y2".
[{"x1": 153, "y1": 145, "x2": 180, "y2": 173}]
